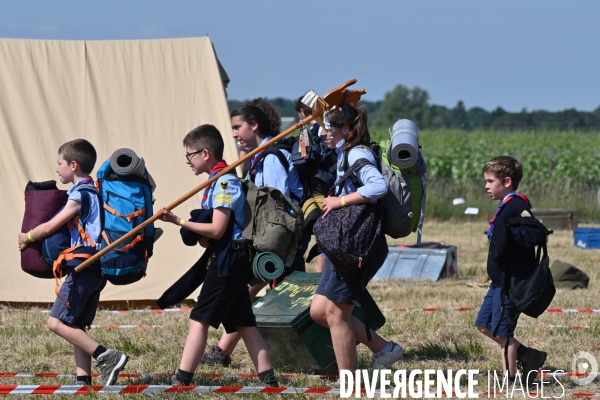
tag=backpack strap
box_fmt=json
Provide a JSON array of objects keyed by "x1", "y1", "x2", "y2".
[
  {"x1": 332, "y1": 158, "x2": 374, "y2": 196},
  {"x1": 71, "y1": 185, "x2": 102, "y2": 247},
  {"x1": 251, "y1": 142, "x2": 304, "y2": 204}
]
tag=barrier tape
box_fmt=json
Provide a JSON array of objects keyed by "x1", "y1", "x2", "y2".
[
  {"x1": 0, "y1": 385, "x2": 597, "y2": 396},
  {"x1": 384, "y1": 307, "x2": 600, "y2": 313},
  {"x1": 0, "y1": 325, "x2": 159, "y2": 330},
  {"x1": 0, "y1": 372, "x2": 336, "y2": 380},
  {"x1": 391, "y1": 322, "x2": 595, "y2": 330},
  {"x1": 1, "y1": 371, "x2": 596, "y2": 380},
  {"x1": 30, "y1": 307, "x2": 600, "y2": 314},
  {"x1": 38, "y1": 308, "x2": 192, "y2": 314}
]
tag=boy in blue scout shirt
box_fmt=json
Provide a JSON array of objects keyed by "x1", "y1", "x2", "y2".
[
  {"x1": 159, "y1": 124, "x2": 278, "y2": 387},
  {"x1": 17, "y1": 139, "x2": 129, "y2": 386},
  {"x1": 475, "y1": 156, "x2": 547, "y2": 385},
  {"x1": 201, "y1": 104, "x2": 305, "y2": 367}
]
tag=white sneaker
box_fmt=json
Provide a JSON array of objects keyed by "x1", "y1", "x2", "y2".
[{"x1": 371, "y1": 341, "x2": 404, "y2": 370}]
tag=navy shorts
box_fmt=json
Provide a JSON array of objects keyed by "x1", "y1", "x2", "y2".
[
  {"x1": 49, "y1": 268, "x2": 107, "y2": 330},
  {"x1": 475, "y1": 285, "x2": 520, "y2": 338},
  {"x1": 315, "y1": 240, "x2": 388, "y2": 305},
  {"x1": 190, "y1": 247, "x2": 256, "y2": 334}
]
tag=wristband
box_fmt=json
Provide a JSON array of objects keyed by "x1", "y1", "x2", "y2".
[
  {"x1": 178, "y1": 218, "x2": 185, "y2": 227},
  {"x1": 341, "y1": 196, "x2": 346, "y2": 207},
  {"x1": 28, "y1": 231, "x2": 35, "y2": 242}
]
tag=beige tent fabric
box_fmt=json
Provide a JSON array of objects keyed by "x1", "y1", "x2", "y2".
[{"x1": 0, "y1": 37, "x2": 239, "y2": 303}]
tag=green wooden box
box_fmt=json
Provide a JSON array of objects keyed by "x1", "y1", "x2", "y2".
[{"x1": 253, "y1": 272, "x2": 386, "y2": 372}]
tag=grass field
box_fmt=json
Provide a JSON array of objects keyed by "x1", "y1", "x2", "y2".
[{"x1": 1, "y1": 222, "x2": 599, "y2": 398}]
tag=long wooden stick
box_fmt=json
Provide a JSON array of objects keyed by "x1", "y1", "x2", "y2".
[{"x1": 74, "y1": 79, "x2": 361, "y2": 272}]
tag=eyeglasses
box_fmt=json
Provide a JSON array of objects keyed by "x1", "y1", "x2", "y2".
[{"x1": 185, "y1": 149, "x2": 204, "y2": 162}]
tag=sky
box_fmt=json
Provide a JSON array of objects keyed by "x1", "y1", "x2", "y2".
[{"x1": 2, "y1": 1, "x2": 599, "y2": 112}]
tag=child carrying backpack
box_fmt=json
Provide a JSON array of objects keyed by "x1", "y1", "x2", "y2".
[
  {"x1": 475, "y1": 156, "x2": 550, "y2": 387},
  {"x1": 311, "y1": 104, "x2": 404, "y2": 373},
  {"x1": 17, "y1": 139, "x2": 129, "y2": 386}
]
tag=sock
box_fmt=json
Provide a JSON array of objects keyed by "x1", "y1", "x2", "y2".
[
  {"x1": 176, "y1": 369, "x2": 194, "y2": 386},
  {"x1": 376, "y1": 342, "x2": 393, "y2": 356},
  {"x1": 508, "y1": 376, "x2": 516, "y2": 383},
  {"x1": 215, "y1": 345, "x2": 228, "y2": 356},
  {"x1": 76, "y1": 375, "x2": 92, "y2": 385},
  {"x1": 517, "y1": 344, "x2": 529, "y2": 357},
  {"x1": 92, "y1": 345, "x2": 108, "y2": 360},
  {"x1": 258, "y1": 368, "x2": 279, "y2": 387}
]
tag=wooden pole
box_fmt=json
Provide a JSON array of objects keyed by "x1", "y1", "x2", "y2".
[{"x1": 75, "y1": 79, "x2": 362, "y2": 272}]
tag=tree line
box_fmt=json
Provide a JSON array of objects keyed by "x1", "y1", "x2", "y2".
[{"x1": 228, "y1": 84, "x2": 600, "y2": 131}]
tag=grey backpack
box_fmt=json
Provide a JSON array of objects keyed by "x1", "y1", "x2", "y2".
[
  {"x1": 240, "y1": 179, "x2": 303, "y2": 262},
  {"x1": 342, "y1": 142, "x2": 427, "y2": 241}
]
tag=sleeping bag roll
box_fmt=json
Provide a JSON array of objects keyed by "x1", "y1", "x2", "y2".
[
  {"x1": 109, "y1": 148, "x2": 147, "y2": 178},
  {"x1": 21, "y1": 181, "x2": 68, "y2": 278},
  {"x1": 388, "y1": 119, "x2": 419, "y2": 169},
  {"x1": 252, "y1": 252, "x2": 285, "y2": 284}
]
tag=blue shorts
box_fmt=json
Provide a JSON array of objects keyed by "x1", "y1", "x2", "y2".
[
  {"x1": 49, "y1": 268, "x2": 107, "y2": 330},
  {"x1": 315, "y1": 240, "x2": 388, "y2": 305},
  {"x1": 475, "y1": 285, "x2": 520, "y2": 338}
]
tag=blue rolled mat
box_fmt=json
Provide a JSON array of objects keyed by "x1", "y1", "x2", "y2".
[{"x1": 252, "y1": 252, "x2": 285, "y2": 282}]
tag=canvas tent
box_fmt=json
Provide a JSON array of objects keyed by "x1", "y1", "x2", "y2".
[{"x1": 0, "y1": 37, "x2": 238, "y2": 304}]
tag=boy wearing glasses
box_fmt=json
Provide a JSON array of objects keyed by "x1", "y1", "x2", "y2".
[
  {"x1": 158, "y1": 124, "x2": 277, "y2": 387},
  {"x1": 17, "y1": 139, "x2": 129, "y2": 386}
]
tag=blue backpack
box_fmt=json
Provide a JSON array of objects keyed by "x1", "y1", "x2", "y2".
[
  {"x1": 43, "y1": 160, "x2": 155, "y2": 286},
  {"x1": 95, "y1": 159, "x2": 155, "y2": 285}
]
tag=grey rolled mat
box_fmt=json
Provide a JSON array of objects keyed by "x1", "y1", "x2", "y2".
[
  {"x1": 110, "y1": 148, "x2": 146, "y2": 178},
  {"x1": 388, "y1": 119, "x2": 419, "y2": 169},
  {"x1": 252, "y1": 251, "x2": 285, "y2": 283}
]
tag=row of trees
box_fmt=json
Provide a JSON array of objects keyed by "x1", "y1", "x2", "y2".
[{"x1": 228, "y1": 84, "x2": 600, "y2": 131}]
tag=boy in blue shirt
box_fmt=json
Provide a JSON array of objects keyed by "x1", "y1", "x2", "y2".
[
  {"x1": 475, "y1": 156, "x2": 547, "y2": 385},
  {"x1": 17, "y1": 139, "x2": 128, "y2": 386},
  {"x1": 159, "y1": 124, "x2": 277, "y2": 387}
]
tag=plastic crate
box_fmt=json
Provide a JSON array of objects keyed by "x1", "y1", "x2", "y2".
[{"x1": 574, "y1": 228, "x2": 600, "y2": 249}]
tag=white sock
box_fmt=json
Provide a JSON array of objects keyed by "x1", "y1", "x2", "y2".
[{"x1": 376, "y1": 342, "x2": 393, "y2": 356}]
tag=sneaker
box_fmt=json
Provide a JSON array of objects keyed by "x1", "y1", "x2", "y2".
[
  {"x1": 370, "y1": 341, "x2": 404, "y2": 370},
  {"x1": 200, "y1": 346, "x2": 232, "y2": 367},
  {"x1": 96, "y1": 349, "x2": 129, "y2": 385},
  {"x1": 518, "y1": 348, "x2": 547, "y2": 384},
  {"x1": 171, "y1": 374, "x2": 184, "y2": 386}
]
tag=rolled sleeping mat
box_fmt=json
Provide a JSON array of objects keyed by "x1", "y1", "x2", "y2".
[
  {"x1": 252, "y1": 251, "x2": 285, "y2": 283},
  {"x1": 388, "y1": 119, "x2": 419, "y2": 169},
  {"x1": 110, "y1": 148, "x2": 146, "y2": 178}
]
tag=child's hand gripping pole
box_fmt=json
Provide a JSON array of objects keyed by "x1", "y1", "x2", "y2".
[{"x1": 74, "y1": 79, "x2": 366, "y2": 273}]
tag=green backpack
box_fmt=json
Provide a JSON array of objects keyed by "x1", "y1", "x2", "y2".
[
  {"x1": 240, "y1": 179, "x2": 304, "y2": 262},
  {"x1": 342, "y1": 141, "x2": 427, "y2": 240}
]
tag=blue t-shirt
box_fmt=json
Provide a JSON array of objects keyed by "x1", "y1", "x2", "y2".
[
  {"x1": 67, "y1": 179, "x2": 102, "y2": 247},
  {"x1": 201, "y1": 174, "x2": 244, "y2": 241}
]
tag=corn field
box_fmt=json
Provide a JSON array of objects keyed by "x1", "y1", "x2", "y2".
[{"x1": 371, "y1": 129, "x2": 600, "y2": 220}]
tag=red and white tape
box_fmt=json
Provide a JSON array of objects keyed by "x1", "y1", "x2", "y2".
[
  {"x1": 0, "y1": 325, "x2": 159, "y2": 330},
  {"x1": 32, "y1": 307, "x2": 600, "y2": 314},
  {"x1": 384, "y1": 307, "x2": 600, "y2": 313},
  {"x1": 1, "y1": 371, "x2": 595, "y2": 380},
  {"x1": 0, "y1": 385, "x2": 598, "y2": 396},
  {"x1": 38, "y1": 308, "x2": 192, "y2": 314},
  {"x1": 392, "y1": 322, "x2": 594, "y2": 330},
  {"x1": 0, "y1": 385, "x2": 341, "y2": 395},
  {"x1": 0, "y1": 372, "x2": 336, "y2": 380}
]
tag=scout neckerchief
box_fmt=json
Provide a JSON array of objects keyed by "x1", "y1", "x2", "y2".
[
  {"x1": 248, "y1": 136, "x2": 273, "y2": 177},
  {"x1": 487, "y1": 192, "x2": 531, "y2": 241},
  {"x1": 201, "y1": 160, "x2": 229, "y2": 208}
]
